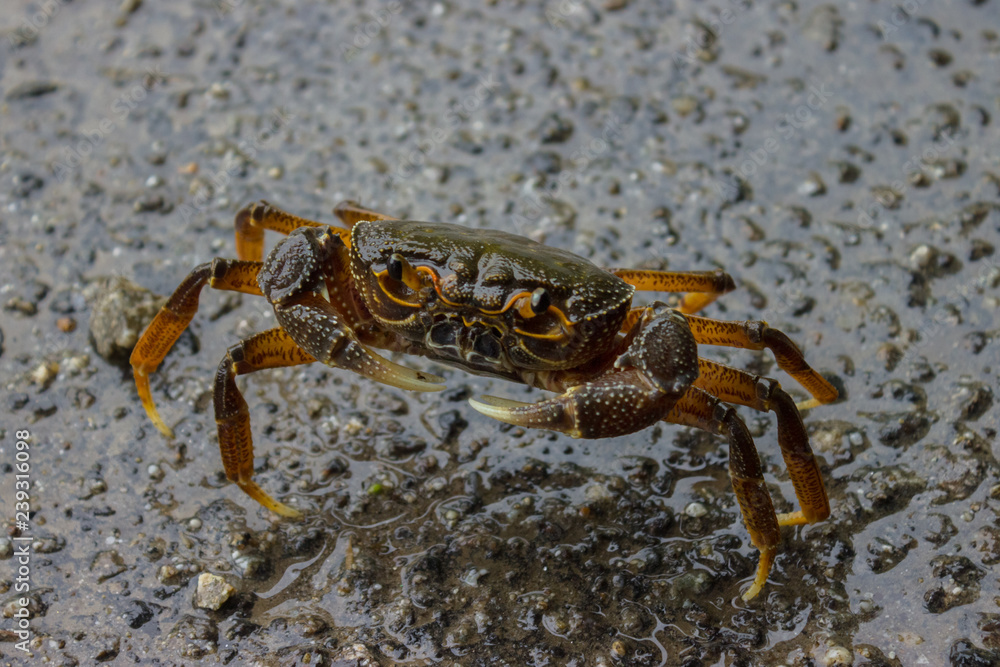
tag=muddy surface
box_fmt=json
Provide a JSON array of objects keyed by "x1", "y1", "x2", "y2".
[{"x1": 1, "y1": 1, "x2": 998, "y2": 665}]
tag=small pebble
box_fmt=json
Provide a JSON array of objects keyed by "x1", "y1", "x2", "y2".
[
  {"x1": 910, "y1": 244, "x2": 935, "y2": 271},
  {"x1": 672, "y1": 96, "x2": 699, "y2": 117},
  {"x1": 343, "y1": 417, "x2": 364, "y2": 437},
  {"x1": 31, "y1": 361, "x2": 59, "y2": 388},
  {"x1": 824, "y1": 646, "x2": 852, "y2": 666},
  {"x1": 585, "y1": 483, "x2": 613, "y2": 502},
  {"x1": 194, "y1": 572, "x2": 235, "y2": 610},
  {"x1": 233, "y1": 553, "x2": 268, "y2": 578},
  {"x1": 685, "y1": 502, "x2": 708, "y2": 518},
  {"x1": 147, "y1": 464, "x2": 164, "y2": 481},
  {"x1": 64, "y1": 354, "x2": 89, "y2": 375},
  {"x1": 208, "y1": 82, "x2": 230, "y2": 99},
  {"x1": 897, "y1": 631, "x2": 924, "y2": 645},
  {"x1": 798, "y1": 172, "x2": 827, "y2": 197},
  {"x1": 56, "y1": 316, "x2": 76, "y2": 332}
]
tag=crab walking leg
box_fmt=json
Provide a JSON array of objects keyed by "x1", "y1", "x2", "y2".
[
  {"x1": 332, "y1": 200, "x2": 398, "y2": 227},
  {"x1": 665, "y1": 387, "x2": 782, "y2": 601},
  {"x1": 130, "y1": 259, "x2": 264, "y2": 438},
  {"x1": 610, "y1": 268, "x2": 736, "y2": 314},
  {"x1": 215, "y1": 328, "x2": 316, "y2": 517},
  {"x1": 275, "y1": 293, "x2": 446, "y2": 393},
  {"x1": 685, "y1": 315, "x2": 839, "y2": 408},
  {"x1": 694, "y1": 359, "x2": 830, "y2": 526},
  {"x1": 235, "y1": 201, "x2": 340, "y2": 262}
]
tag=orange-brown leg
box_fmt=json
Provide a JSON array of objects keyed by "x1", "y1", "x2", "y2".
[
  {"x1": 235, "y1": 201, "x2": 345, "y2": 262},
  {"x1": 666, "y1": 386, "x2": 781, "y2": 601},
  {"x1": 685, "y1": 315, "x2": 839, "y2": 408},
  {"x1": 215, "y1": 328, "x2": 315, "y2": 517},
  {"x1": 130, "y1": 259, "x2": 264, "y2": 438},
  {"x1": 332, "y1": 200, "x2": 398, "y2": 227},
  {"x1": 694, "y1": 359, "x2": 830, "y2": 527},
  {"x1": 610, "y1": 268, "x2": 736, "y2": 314}
]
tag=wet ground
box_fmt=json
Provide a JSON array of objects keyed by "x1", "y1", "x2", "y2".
[{"x1": 1, "y1": 0, "x2": 999, "y2": 665}]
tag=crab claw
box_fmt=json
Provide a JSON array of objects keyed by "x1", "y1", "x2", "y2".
[
  {"x1": 471, "y1": 303, "x2": 700, "y2": 439},
  {"x1": 613, "y1": 304, "x2": 699, "y2": 395},
  {"x1": 360, "y1": 351, "x2": 447, "y2": 393},
  {"x1": 470, "y1": 370, "x2": 686, "y2": 439},
  {"x1": 469, "y1": 393, "x2": 582, "y2": 435},
  {"x1": 275, "y1": 294, "x2": 445, "y2": 393}
]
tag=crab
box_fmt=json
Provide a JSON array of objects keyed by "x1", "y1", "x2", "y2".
[{"x1": 130, "y1": 200, "x2": 838, "y2": 601}]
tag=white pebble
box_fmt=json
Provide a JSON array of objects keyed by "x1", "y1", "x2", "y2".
[{"x1": 685, "y1": 502, "x2": 708, "y2": 518}]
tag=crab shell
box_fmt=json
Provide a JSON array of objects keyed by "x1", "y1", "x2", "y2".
[{"x1": 349, "y1": 220, "x2": 635, "y2": 377}]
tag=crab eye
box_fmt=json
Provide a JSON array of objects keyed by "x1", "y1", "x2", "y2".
[
  {"x1": 529, "y1": 288, "x2": 551, "y2": 315},
  {"x1": 515, "y1": 287, "x2": 552, "y2": 319},
  {"x1": 387, "y1": 253, "x2": 405, "y2": 281}
]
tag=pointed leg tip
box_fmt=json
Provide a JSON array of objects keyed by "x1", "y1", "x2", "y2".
[
  {"x1": 741, "y1": 584, "x2": 762, "y2": 602},
  {"x1": 145, "y1": 401, "x2": 175, "y2": 438},
  {"x1": 795, "y1": 398, "x2": 823, "y2": 411},
  {"x1": 742, "y1": 546, "x2": 776, "y2": 602},
  {"x1": 270, "y1": 503, "x2": 303, "y2": 519},
  {"x1": 240, "y1": 480, "x2": 303, "y2": 518},
  {"x1": 777, "y1": 510, "x2": 808, "y2": 527}
]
